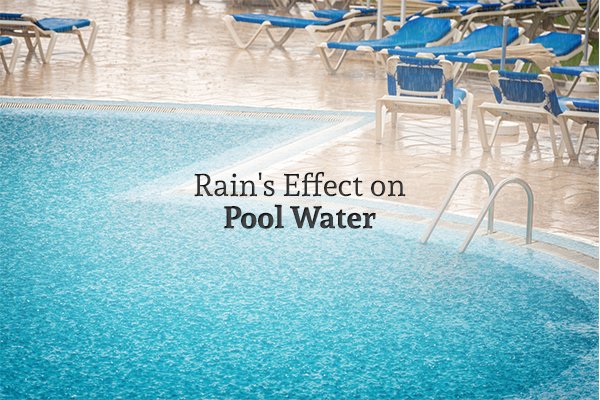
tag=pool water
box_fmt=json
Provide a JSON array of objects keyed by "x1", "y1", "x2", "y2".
[{"x1": 1, "y1": 103, "x2": 598, "y2": 398}]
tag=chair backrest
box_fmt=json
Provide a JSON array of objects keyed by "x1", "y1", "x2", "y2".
[
  {"x1": 489, "y1": 70, "x2": 562, "y2": 116},
  {"x1": 531, "y1": 31, "x2": 583, "y2": 57},
  {"x1": 392, "y1": 16, "x2": 453, "y2": 42},
  {"x1": 387, "y1": 56, "x2": 455, "y2": 103},
  {"x1": 461, "y1": 24, "x2": 521, "y2": 47}
]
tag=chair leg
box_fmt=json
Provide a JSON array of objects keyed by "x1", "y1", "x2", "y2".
[
  {"x1": 548, "y1": 116, "x2": 567, "y2": 159},
  {"x1": 265, "y1": 27, "x2": 295, "y2": 47},
  {"x1": 556, "y1": 116, "x2": 578, "y2": 160},
  {"x1": 565, "y1": 75, "x2": 581, "y2": 97},
  {"x1": 477, "y1": 108, "x2": 490, "y2": 151},
  {"x1": 36, "y1": 32, "x2": 58, "y2": 64},
  {"x1": 576, "y1": 123, "x2": 588, "y2": 156},
  {"x1": 390, "y1": 110, "x2": 397, "y2": 129},
  {"x1": 24, "y1": 35, "x2": 35, "y2": 54},
  {"x1": 316, "y1": 46, "x2": 348, "y2": 74},
  {"x1": 525, "y1": 122, "x2": 536, "y2": 138},
  {"x1": 450, "y1": 107, "x2": 457, "y2": 150},
  {"x1": 463, "y1": 93, "x2": 473, "y2": 137},
  {"x1": 478, "y1": 109, "x2": 501, "y2": 152},
  {"x1": 375, "y1": 99, "x2": 386, "y2": 143},
  {"x1": 0, "y1": 48, "x2": 6, "y2": 73},
  {"x1": 75, "y1": 21, "x2": 98, "y2": 55},
  {"x1": 0, "y1": 39, "x2": 20, "y2": 74},
  {"x1": 223, "y1": 16, "x2": 270, "y2": 49},
  {"x1": 461, "y1": 109, "x2": 468, "y2": 143}
]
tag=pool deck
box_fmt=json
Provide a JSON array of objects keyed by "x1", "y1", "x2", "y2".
[{"x1": 0, "y1": 0, "x2": 598, "y2": 247}]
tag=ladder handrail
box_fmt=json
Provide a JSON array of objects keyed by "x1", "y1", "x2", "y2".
[
  {"x1": 421, "y1": 169, "x2": 495, "y2": 244},
  {"x1": 459, "y1": 177, "x2": 534, "y2": 253}
]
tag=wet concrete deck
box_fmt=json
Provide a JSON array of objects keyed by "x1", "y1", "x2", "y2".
[{"x1": 0, "y1": 0, "x2": 597, "y2": 244}]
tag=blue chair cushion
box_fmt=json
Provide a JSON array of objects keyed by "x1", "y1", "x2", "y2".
[
  {"x1": 311, "y1": 9, "x2": 349, "y2": 19},
  {"x1": 453, "y1": 88, "x2": 467, "y2": 108},
  {"x1": 558, "y1": 97, "x2": 600, "y2": 113},
  {"x1": 549, "y1": 64, "x2": 599, "y2": 76},
  {"x1": 0, "y1": 36, "x2": 12, "y2": 46},
  {"x1": 387, "y1": 25, "x2": 520, "y2": 57},
  {"x1": 0, "y1": 13, "x2": 24, "y2": 20},
  {"x1": 35, "y1": 18, "x2": 91, "y2": 32},
  {"x1": 312, "y1": 8, "x2": 376, "y2": 20},
  {"x1": 326, "y1": 17, "x2": 451, "y2": 51},
  {"x1": 532, "y1": 32, "x2": 582, "y2": 57}
]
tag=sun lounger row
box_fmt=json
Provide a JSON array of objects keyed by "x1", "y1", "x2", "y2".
[
  {"x1": 223, "y1": 0, "x2": 587, "y2": 52},
  {"x1": 321, "y1": 22, "x2": 588, "y2": 73},
  {"x1": 223, "y1": 3, "x2": 591, "y2": 76},
  {"x1": 0, "y1": 12, "x2": 97, "y2": 73}
]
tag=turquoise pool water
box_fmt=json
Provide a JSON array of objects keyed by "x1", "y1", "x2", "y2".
[{"x1": 1, "y1": 102, "x2": 598, "y2": 399}]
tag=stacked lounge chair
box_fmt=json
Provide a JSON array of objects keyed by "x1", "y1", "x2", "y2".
[
  {"x1": 381, "y1": 25, "x2": 524, "y2": 58},
  {"x1": 317, "y1": 16, "x2": 458, "y2": 73}
]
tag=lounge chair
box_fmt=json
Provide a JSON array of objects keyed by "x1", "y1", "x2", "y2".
[
  {"x1": 530, "y1": 31, "x2": 590, "y2": 62},
  {"x1": 557, "y1": 98, "x2": 599, "y2": 158},
  {"x1": 375, "y1": 56, "x2": 473, "y2": 149},
  {"x1": 0, "y1": 13, "x2": 97, "y2": 64},
  {"x1": 476, "y1": 70, "x2": 595, "y2": 159},
  {"x1": 381, "y1": 25, "x2": 524, "y2": 58},
  {"x1": 222, "y1": 8, "x2": 377, "y2": 49},
  {"x1": 547, "y1": 64, "x2": 599, "y2": 95},
  {"x1": 439, "y1": 30, "x2": 589, "y2": 81},
  {"x1": 317, "y1": 16, "x2": 457, "y2": 73},
  {"x1": 0, "y1": 35, "x2": 19, "y2": 73}
]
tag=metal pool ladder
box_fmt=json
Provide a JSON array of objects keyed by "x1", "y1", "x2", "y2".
[{"x1": 420, "y1": 169, "x2": 534, "y2": 253}]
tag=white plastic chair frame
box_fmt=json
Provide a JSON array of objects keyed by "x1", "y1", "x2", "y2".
[
  {"x1": 0, "y1": 16, "x2": 98, "y2": 64},
  {"x1": 0, "y1": 38, "x2": 20, "y2": 73},
  {"x1": 477, "y1": 71, "x2": 577, "y2": 159},
  {"x1": 557, "y1": 101, "x2": 599, "y2": 158},
  {"x1": 532, "y1": 1, "x2": 584, "y2": 33},
  {"x1": 222, "y1": 10, "x2": 377, "y2": 50},
  {"x1": 316, "y1": 19, "x2": 458, "y2": 74},
  {"x1": 561, "y1": 70, "x2": 599, "y2": 96},
  {"x1": 376, "y1": 56, "x2": 473, "y2": 149},
  {"x1": 458, "y1": 4, "x2": 544, "y2": 39}
]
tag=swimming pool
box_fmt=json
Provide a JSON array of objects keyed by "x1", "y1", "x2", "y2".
[{"x1": 1, "y1": 100, "x2": 597, "y2": 398}]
